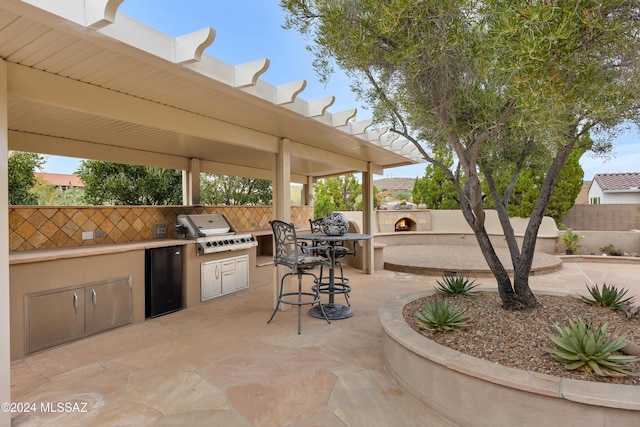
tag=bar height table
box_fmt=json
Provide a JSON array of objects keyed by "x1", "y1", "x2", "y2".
[{"x1": 297, "y1": 232, "x2": 373, "y2": 319}]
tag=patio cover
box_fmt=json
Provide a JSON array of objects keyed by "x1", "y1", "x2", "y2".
[
  {"x1": 0, "y1": 1, "x2": 425, "y2": 417},
  {"x1": 1, "y1": 0, "x2": 422, "y2": 181}
]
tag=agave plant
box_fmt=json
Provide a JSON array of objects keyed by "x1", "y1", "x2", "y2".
[
  {"x1": 581, "y1": 283, "x2": 635, "y2": 309},
  {"x1": 435, "y1": 275, "x2": 479, "y2": 296},
  {"x1": 415, "y1": 298, "x2": 471, "y2": 331},
  {"x1": 546, "y1": 318, "x2": 638, "y2": 377}
]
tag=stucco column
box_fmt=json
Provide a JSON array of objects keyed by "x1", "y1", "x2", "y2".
[
  {"x1": 182, "y1": 158, "x2": 201, "y2": 205},
  {"x1": 361, "y1": 164, "x2": 375, "y2": 274},
  {"x1": 273, "y1": 138, "x2": 292, "y2": 308},
  {"x1": 304, "y1": 175, "x2": 314, "y2": 206},
  {"x1": 0, "y1": 59, "x2": 11, "y2": 426}
]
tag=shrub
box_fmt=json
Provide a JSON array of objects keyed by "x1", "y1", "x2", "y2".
[
  {"x1": 546, "y1": 318, "x2": 638, "y2": 377},
  {"x1": 582, "y1": 283, "x2": 635, "y2": 309},
  {"x1": 600, "y1": 243, "x2": 624, "y2": 256},
  {"x1": 415, "y1": 298, "x2": 471, "y2": 331},
  {"x1": 435, "y1": 275, "x2": 479, "y2": 296},
  {"x1": 561, "y1": 229, "x2": 581, "y2": 254}
]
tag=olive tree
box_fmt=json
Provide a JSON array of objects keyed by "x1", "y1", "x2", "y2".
[{"x1": 281, "y1": 0, "x2": 640, "y2": 310}]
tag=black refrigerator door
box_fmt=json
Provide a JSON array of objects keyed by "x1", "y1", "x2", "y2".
[{"x1": 145, "y1": 246, "x2": 183, "y2": 318}]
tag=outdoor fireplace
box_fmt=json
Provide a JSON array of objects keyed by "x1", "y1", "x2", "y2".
[
  {"x1": 395, "y1": 218, "x2": 415, "y2": 232},
  {"x1": 377, "y1": 209, "x2": 432, "y2": 233}
]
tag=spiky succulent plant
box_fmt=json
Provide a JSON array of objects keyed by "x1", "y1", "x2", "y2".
[
  {"x1": 546, "y1": 318, "x2": 638, "y2": 377},
  {"x1": 435, "y1": 275, "x2": 479, "y2": 296},
  {"x1": 415, "y1": 298, "x2": 471, "y2": 331},
  {"x1": 582, "y1": 283, "x2": 635, "y2": 309}
]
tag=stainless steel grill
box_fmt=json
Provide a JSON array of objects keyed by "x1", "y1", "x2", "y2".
[{"x1": 174, "y1": 214, "x2": 257, "y2": 255}]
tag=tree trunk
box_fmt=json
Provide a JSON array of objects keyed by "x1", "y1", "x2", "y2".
[{"x1": 458, "y1": 198, "x2": 525, "y2": 310}]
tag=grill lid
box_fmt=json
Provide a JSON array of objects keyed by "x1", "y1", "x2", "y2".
[{"x1": 176, "y1": 214, "x2": 234, "y2": 238}]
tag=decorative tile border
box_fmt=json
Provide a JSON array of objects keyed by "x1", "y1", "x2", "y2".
[{"x1": 9, "y1": 205, "x2": 313, "y2": 251}]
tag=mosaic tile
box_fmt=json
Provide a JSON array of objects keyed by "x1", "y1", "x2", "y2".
[
  {"x1": 9, "y1": 232, "x2": 25, "y2": 251},
  {"x1": 50, "y1": 211, "x2": 70, "y2": 228},
  {"x1": 9, "y1": 205, "x2": 313, "y2": 251},
  {"x1": 15, "y1": 221, "x2": 37, "y2": 240}
]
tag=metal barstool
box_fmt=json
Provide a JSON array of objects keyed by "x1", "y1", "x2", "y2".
[
  {"x1": 309, "y1": 218, "x2": 354, "y2": 305},
  {"x1": 267, "y1": 220, "x2": 331, "y2": 334}
]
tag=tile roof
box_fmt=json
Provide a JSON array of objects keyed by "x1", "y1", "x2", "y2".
[
  {"x1": 36, "y1": 173, "x2": 84, "y2": 188},
  {"x1": 592, "y1": 172, "x2": 640, "y2": 191}
]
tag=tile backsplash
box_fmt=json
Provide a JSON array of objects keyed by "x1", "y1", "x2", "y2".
[{"x1": 9, "y1": 205, "x2": 313, "y2": 251}]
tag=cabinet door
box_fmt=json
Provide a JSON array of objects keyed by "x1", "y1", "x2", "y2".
[
  {"x1": 26, "y1": 289, "x2": 85, "y2": 354},
  {"x1": 201, "y1": 261, "x2": 222, "y2": 301},
  {"x1": 221, "y1": 259, "x2": 237, "y2": 294},
  {"x1": 86, "y1": 279, "x2": 132, "y2": 335},
  {"x1": 234, "y1": 256, "x2": 249, "y2": 291}
]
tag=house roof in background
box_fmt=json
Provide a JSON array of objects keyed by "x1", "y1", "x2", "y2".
[
  {"x1": 35, "y1": 173, "x2": 84, "y2": 188},
  {"x1": 592, "y1": 173, "x2": 640, "y2": 191},
  {"x1": 575, "y1": 180, "x2": 591, "y2": 204}
]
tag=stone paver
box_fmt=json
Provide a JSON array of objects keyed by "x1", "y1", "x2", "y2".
[{"x1": 10, "y1": 249, "x2": 637, "y2": 426}]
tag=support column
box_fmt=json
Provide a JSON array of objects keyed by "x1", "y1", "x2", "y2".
[
  {"x1": 182, "y1": 158, "x2": 201, "y2": 205},
  {"x1": 0, "y1": 59, "x2": 11, "y2": 426},
  {"x1": 361, "y1": 164, "x2": 375, "y2": 274},
  {"x1": 273, "y1": 138, "x2": 292, "y2": 308},
  {"x1": 304, "y1": 175, "x2": 314, "y2": 206}
]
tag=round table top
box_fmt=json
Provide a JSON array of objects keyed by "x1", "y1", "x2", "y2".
[{"x1": 297, "y1": 232, "x2": 373, "y2": 242}]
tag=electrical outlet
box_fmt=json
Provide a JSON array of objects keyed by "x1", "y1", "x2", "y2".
[
  {"x1": 154, "y1": 222, "x2": 168, "y2": 239},
  {"x1": 94, "y1": 230, "x2": 105, "y2": 238},
  {"x1": 82, "y1": 231, "x2": 93, "y2": 240}
]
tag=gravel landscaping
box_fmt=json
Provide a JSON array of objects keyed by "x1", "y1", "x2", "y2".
[{"x1": 403, "y1": 292, "x2": 640, "y2": 385}]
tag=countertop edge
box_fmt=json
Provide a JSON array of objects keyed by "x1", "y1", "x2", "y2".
[{"x1": 9, "y1": 239, "x2": 190, "y2": 265}]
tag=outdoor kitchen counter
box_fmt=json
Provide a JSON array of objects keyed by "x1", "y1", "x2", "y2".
[{"x1": 8, "y1": 239, "x2": 188, "y2": 265}]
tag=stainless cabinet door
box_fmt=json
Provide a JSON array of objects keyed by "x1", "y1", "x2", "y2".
[
  {"x1": 201, "y1": 261, "x2": 222, "y2": 301},
  {"x1": 26, "y1": 289, "x2": 85, "y2": 353},
  {"x1": 85, "y1": 278, "x2": 132, "y2": 335}
]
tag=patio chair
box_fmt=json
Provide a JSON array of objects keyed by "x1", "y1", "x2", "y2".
[
  {"x1": 268, "y1": 220, "x2": 331, "y2": 334},
  {"x1": 309, "y1": 218, "x2": 354, "y2": 305}
]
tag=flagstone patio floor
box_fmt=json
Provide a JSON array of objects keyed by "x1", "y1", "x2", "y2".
[{"x1": 10, "y1": 252, "x2": 640, "y2": 426}]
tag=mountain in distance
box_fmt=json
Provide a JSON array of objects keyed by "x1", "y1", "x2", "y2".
[{"x1": 373, "y1": 177, "x2": 416, "y2": 192}]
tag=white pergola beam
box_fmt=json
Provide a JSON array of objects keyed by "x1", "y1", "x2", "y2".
[
  {"x1": 275, "y1": 80, "x2": 306, "y2": 105},
  {"x1": 8, "y1": 63, "x2": 280, "y2": 153},
  {"x1": 233, "y1": 58, "x2": 270, "y2": 88},
  {"x1": 8, "y1": 131, "x2": 191, "y2": 171},
  {"x1": 306, "y1": 96, "x2": 334, "y2": 118},
  {"x1": 174, "y1": 27, "x2": 215, "y2": 64}
]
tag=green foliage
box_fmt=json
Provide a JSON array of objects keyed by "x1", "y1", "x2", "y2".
[
  {"x1": 75, "y1": 161, "x2": 182, "y2": 205},
  {"x1": 201, "y1": 174, "x2": 272, "y2": 205},
  {"x1": 561, "y1": 230, "x2": 582, "y2": 254},
  {"x1": 600, "y1": 244, "x2": 625, "y2": 256},
  {"x1": 435, "y1": 276, "x2": 479, "y2": 296},
  {"x1": 582, "y1": 283, "x2": 635, "y2": 309},
  {"x1": 481, "y1": 144, "x2": 586, "y2": 224},
  {"x1": 546, "y1": 318, "x2": 638, "y2": 377},
  {"x1": 413, "y1": 146, "x2": 459, "y2": 209},
  {"x1": 32, "y1": 182, "x2": 84, "y2": 206},
  {"x1": 313, "y1": 174, "x2": 361, "y2": 217},
  {"x1": 8, "y1": 151, "x2": 44, "y2": 205},
  {"x1": 281, "y1": 0, "x2": 640, "y2": 310},
  {"x1": 415, "y1": 299, "x2": 471, "y2": 331}
]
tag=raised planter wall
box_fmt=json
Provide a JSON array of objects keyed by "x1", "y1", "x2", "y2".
[{"x1": 380, "y1": 291, "x2": 640, "y2": 426}]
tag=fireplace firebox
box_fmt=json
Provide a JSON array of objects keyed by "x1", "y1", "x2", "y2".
[{"x1": 395, "y1": 218, "x2": 416, "y2": 232}]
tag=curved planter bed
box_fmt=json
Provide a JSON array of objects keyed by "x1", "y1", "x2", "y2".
[{"x1": 380, "y1": 291, "x2": 640, "y2": 427}]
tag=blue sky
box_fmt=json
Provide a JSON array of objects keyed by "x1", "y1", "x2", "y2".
[{"x1": 43, "y1": 1, "x2": 639, "y2": 180}]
